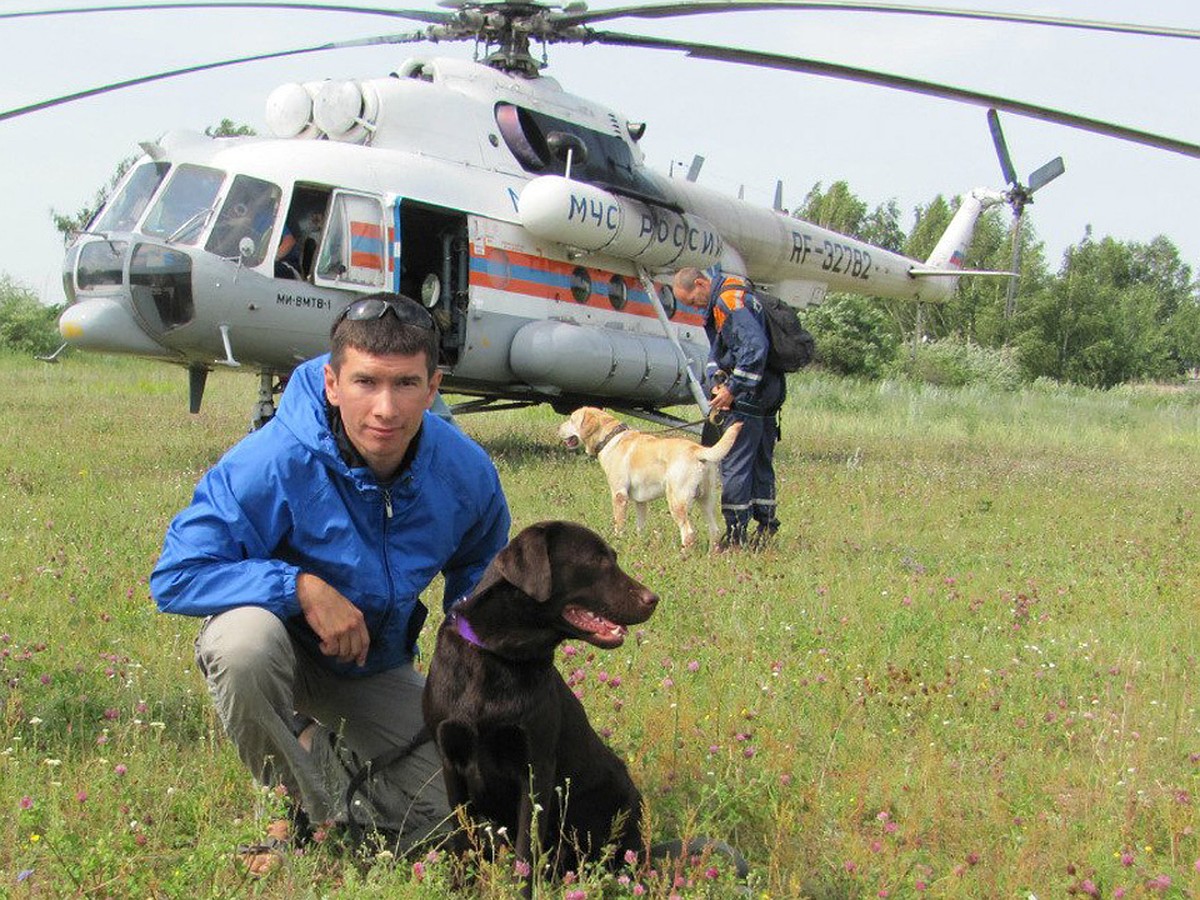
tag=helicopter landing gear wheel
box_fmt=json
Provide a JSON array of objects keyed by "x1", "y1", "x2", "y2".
[{"x1": 251, "y1": 371, "x2": 282, "y2": 431}]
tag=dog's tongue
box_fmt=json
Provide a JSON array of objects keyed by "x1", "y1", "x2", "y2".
[{"x1": 562, "y1": 604, "x2": 626, "y2": 646}]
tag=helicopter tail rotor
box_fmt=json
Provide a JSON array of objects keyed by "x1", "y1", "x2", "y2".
[{"x1": 986, "y1": 108, "x2": 1065, "y2": 318}]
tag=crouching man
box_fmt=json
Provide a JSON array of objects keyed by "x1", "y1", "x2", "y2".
[{"x1": 151, "y1": 292, "x2": 510, "y2": 868}]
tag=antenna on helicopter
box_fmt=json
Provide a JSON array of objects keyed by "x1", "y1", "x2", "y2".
[
  {"x1": 686, "y1": 155, "x2": 704, "y2": 182},
  {"x1": 773, "y1": 180, "x2": 784, "y2": 213},
  {"x1": 987, "y1": 108, "x2": 1066, "y2": 319}
]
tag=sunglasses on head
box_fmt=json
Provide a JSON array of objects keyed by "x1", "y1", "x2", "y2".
[{"x1": 334, "y1": 296, "x2": 435, "y2": 331}]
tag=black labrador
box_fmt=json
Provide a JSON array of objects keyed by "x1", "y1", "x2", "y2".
[{"x1": 423, "y1": 520, "x2": 658, "y2": 883}]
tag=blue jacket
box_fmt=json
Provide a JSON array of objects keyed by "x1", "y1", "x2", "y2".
[
  {"x1": 704, "y1": 275, "x2": 784, "y2": 412},
  {"x1": 150, "y1": 354, "x2": 511, "y2": 677}
]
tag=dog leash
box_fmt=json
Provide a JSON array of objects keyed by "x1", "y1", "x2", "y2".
[{"x1": 344, "y1": 724, "x2": 434, "y2": 848}]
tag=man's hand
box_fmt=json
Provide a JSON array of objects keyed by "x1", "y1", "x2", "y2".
[
  {"x1": 296, "y1": 573, "x2": 370, "y2": 666},
  {"x1": 709, "y1": 383, "x2": 735, "y2": 412}
]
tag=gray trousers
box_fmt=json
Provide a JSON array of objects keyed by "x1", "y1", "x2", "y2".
[{"x1": 195, "y1": 606, "x2": 450, "y2": 846}]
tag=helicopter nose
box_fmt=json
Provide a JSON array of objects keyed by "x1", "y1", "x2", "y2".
[{"x1": 59, "y1": 297, "x2": 170, "y2": 355}]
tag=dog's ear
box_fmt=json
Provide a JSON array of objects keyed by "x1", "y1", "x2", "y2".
[{"x1": 487, "y1": 523, "x2": 554, "y2": 603}]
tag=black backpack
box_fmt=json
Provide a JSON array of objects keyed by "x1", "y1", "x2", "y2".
[{"x1": 756, "y1": 288, "x2": 815, "y2": 373}]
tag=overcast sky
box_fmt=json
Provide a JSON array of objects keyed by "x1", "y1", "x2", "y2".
[{"x1": 1, "y1": 0, "x2": 1196, "y2": 306}]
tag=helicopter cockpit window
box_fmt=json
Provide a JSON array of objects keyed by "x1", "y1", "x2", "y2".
[
  {"x1": 142, "y1": 164, "x2": 225, "y2": 245},
  {"x1": 93, "y1": 162, "x2": 170, "y2": 233},
  {"x1": 494, "y1": 103, "x2": 666, "y2": 204},
  {"x1": 315, "y1": 191, "x2": 387, "y2": 289},
  {"x1": 205, "y1": 176, "x2": 282, "y2": 266}
]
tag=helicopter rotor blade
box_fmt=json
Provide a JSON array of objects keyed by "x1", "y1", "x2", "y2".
[
  {"x1": 1028, "y1": 156, "x2": 1066, "y2": 195},
  {"x1": 558, "y1": 1, "x2": 1200, "y2": 42},
  {"x1": 986, "y1": 108, "x2": 1018, "y2": 187},
  {"x1": 0, "y1": 2, "x2": 454, "y2": 25},
  {"x1": 0, "y1": 31, "x2": 430, "y2": 123},
  {"x1": 587, "y1": 31, "x2": 1200, "y2": 159}
]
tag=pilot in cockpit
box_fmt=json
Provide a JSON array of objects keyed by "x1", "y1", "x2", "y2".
[{"x1": 276, "y1": 208, "x2": 325, "y2": 279}]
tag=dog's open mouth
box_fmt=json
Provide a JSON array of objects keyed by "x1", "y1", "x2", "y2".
[
  {"x1": 562, "y1": 434, "x2": 580, "y2": 450},
  {"x1": 562, "y1": 604, "x2": 627, "y2": 648}
]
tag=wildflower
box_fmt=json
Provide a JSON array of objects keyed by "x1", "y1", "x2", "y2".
[
  {"x1": 704, "y1": 866, "x2": 719, "y2": 879},
  {"x1": 624, "y1": 848, "x2": 638, "y2": 866},
  {"x1": 412, "y1": 861, "x2": 425, "y2": 881},
  {"x1": 114, "y1": 763, "x2": 128, "y2": 776},
  {"x1": 843, "y1": 860, "x2": 857, "y2": 874},
  {"x1": 17, "y1": 869, "x2": 34, "y2": 883},
  {"x1": 514, "y1": 859, "x2": 532, "y2": 878},
  {"x1": 1120, "y1": 851, "x2": 1134, "y2": 866},
  {"x1": 76, "y1": 791, "x2": 88, "y2": 803},
  {"x1": 632, "y1": 886, "x2": 645, "y2": 896},
  {"x1": 1147, "y1": 874, "x2": 1171, "y2": 891},
  {"x1": 564, "y1": 891, "x2": 586, "y2": 900},
  {"x1": 19, "y1": 795, "x2": 33, "y2": 810},
  {"x1": 687, "y1": 660, "x2": 700, "y2": 673}
]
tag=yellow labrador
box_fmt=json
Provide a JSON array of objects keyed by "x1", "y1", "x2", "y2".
[{"x1": 559, "y1": 407, "x2": 742, "y2": 549}]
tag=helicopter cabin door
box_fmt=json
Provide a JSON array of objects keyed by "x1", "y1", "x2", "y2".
[
  {"x1": 396, "y1": 200, "x2": 468, "y2": 365},
  {"x1": 312, "y1": 190, "x2": 389, "y2": 291}
]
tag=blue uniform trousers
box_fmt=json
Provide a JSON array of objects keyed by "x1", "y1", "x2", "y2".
[{"x1": 721, "y1": 408, "x2": 779, "y2": 538}]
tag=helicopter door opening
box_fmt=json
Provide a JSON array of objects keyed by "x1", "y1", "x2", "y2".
[
  {"x1": 313, "y1": 190, "x2": 387, "y2": 290},
  {"x1": 276, "y1": 184, "x2": 332, "y2": 280},
  {"x1": 397, "y1": 200, "x2": 468, "y2": 367}
]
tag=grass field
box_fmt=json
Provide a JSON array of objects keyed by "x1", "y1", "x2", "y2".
[{"x1": 2, "y1": 353, "x2": 1199, "y2": 898}]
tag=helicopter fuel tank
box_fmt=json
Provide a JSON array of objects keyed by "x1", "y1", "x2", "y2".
[
  {"x1": 509, "y1": 319, "x2": 706, "y2": 404},
  {"x1": 518, "y1": 176, "x2": 724, "y2": 269}
]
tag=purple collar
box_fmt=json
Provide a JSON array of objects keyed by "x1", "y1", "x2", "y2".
[{"x1": 450, "y1": 610, "x2": 487, "y2": 649}]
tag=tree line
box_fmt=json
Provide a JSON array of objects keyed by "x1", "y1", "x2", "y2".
[{"x1": 797, "y1": 181, "x2": 1200, "y2": 388}]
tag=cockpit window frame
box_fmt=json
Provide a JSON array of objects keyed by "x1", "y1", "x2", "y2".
[
  {"x1": 93, "y1": 161, "x2": 171, "y2": 234},
  {"x1": 141, "y1": 164, "x2": 226, "y2": 245}
]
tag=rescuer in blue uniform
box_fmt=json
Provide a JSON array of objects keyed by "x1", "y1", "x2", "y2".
[
  {"x1": 152, "y1": 293, "x2": 510, "y2": 867},
  {"x1": 673, "y1": 267, "x2": 785, "y2": 550}
]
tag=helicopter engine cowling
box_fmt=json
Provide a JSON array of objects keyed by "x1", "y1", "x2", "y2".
[{"x1": 518, "y1": 176, "x2": 724, "y2": 269}]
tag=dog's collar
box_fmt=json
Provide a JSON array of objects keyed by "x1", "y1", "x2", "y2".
[
  {"x1": 593, "y1": 423, "x2": 629, "y2": 455},
  {"x1": 449, "y1": 610, "x2": 487, "y2": 650}
]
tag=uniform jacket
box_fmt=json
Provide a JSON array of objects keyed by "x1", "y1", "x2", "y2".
[
  {"x1": 704, "y1": 274, "x2": 784, "y2": 412},
  {"x1": 150, "y1": 354, "x2": 511, "y2": 677}
]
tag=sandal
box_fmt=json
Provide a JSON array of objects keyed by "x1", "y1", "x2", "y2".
[{"x1": 236, "y1": 819, "x2": 292, "y2": 877}]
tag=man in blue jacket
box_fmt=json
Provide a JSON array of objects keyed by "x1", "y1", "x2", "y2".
[
  {"x1": 673, "y1": 267, "x2": 785, "y2": 550},
  {"x1": 151, "y1": 293, "x2": 510, "y2": 862}
]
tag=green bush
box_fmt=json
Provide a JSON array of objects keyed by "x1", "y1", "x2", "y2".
[
  {"x1": 805, "y1": 293, "x2": 899, "y2": 378},
  {"x1": 0, "y1": 276, "x2": 62, "y2": 356},
  {"x1": 891, "y1": 336, "x2": 1025, "y2": 389}
]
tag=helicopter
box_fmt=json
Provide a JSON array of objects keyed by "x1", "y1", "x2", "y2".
[{"x1": 4, "y1": 1, "x2": 1197, "y2": 428}]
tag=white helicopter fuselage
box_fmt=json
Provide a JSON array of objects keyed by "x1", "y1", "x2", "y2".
[{"x1": 58, "y1": 54, "x2": 999, "y2": 415}]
